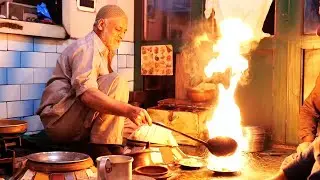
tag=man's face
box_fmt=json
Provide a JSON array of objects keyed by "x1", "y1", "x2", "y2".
[{"x1": 100, "y1": 17, "x2": 128, "y2": 51}]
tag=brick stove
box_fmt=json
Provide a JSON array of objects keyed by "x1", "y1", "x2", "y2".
[
  {"x1": 146, "y1": 98, "x2": 215, "y2": 156},
  {"x1": 0, "y1": 134, "x2": 22, "y2": 176}
]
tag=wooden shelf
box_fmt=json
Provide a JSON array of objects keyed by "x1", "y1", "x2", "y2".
[{"x1": 0, "y1": 18, "x2": 67, "y2": 39}]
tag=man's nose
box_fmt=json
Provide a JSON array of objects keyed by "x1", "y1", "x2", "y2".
[{"x1": 119, "y1": 31, "x2": 126, "y2": 39}]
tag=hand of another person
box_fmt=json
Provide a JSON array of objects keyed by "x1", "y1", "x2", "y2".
[
  {"x1": 127, "y1": 105, "x2": 152, "y2": 126},
  {"x1": 296, "y1": 142, "x2": 311, "y2": 153}
]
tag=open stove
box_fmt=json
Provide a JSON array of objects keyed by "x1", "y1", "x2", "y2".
[{"x1": 0, "y1": 134, "x2": 22, "y2": 176}]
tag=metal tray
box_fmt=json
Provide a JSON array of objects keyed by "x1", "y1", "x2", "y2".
[{"x1": 27, "y1": 151, "x2": 90, "y2": 164}]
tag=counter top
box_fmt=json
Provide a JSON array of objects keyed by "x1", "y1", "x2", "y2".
[{"x1": 167, "y1": 153, "x2": 286, "y2": 180}]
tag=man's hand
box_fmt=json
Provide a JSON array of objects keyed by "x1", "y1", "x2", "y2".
[
  {"x1": 126, "y1": 105, "x2": 152, "y2": 126},
  {"x1": 268, "y1": 170, "x2": 287, "y2": 180},
  {"x1": 297, "y1": 142, "x2": 312, "y2": 153},
  {"x1": 123, "y1": 118, "x2": 139, "y2": 138}
]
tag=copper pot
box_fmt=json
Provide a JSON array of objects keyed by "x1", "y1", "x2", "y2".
[
  {"x1": 125, "y1": 143, "x2": 162, "y2": 169},
  {"x1": 186, "y1": 87, "x2": 216, "y2": 102},
  {"x1": 0, "y1": 119, "x2": 27, "y2": 135}
]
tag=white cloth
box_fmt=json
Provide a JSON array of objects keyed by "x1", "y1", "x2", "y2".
[
  {"x1": 205, "y1": 0, "x2": 273, "y2": 42},
  {"x1": 128, "y1": 124, "x2": 178, "y2": 146}
]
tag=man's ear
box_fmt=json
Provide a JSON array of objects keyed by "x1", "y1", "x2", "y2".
[{"x1": 97, "y1": 19, "x2": 105, "y2": 31}]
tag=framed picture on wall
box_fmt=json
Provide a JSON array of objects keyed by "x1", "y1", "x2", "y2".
[{"x1": 304, "y1": 0, "x2": 320, "y2": 34}]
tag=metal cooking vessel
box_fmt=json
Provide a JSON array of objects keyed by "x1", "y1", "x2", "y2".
[
  {"x1": 27, "y1": 151, "x2": 90, "y2": 164},
  {"x1": 126, "y1": 138, "x2": 168, "y2": 147},
  {"x1": 0, "y1": 119, "x2": 27, "y2": 135},
  {"x1": 26, "y1": 151, "x2": 94, "y2": 173},
  {"x1": 125, "y1": 142, "x2": 163, "y2": 169},
  {"x1": 186, "y1": 87, "x2": 216, "y2": 102}
]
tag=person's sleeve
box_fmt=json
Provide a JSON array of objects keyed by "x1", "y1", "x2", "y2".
[
  {"x1": 282, "y1": 145, "x2": 315, "y2": 180},
  {"x1": 71, "y1": 47, "x2": 99, "y2": 97},
  {"x1": 299, "y1": 74, "x2": 320, "y2": 142}
]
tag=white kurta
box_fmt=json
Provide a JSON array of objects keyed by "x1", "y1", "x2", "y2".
[{"x1": 37, "y1": 31, "x2": 128, "y2": 145}]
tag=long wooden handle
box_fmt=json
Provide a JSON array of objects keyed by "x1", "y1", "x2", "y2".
[{"x1": 152, "y1": 122, "x2": 207, "y2": 145}]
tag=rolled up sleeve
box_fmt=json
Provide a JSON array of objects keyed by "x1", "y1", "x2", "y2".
[{"x1": 71, "y1": 47, "x2": 99, "y2": 97}]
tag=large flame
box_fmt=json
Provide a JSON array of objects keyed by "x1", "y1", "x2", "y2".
[{"x1": 205, "y1": 19, "x2": 252, "y2": 172}]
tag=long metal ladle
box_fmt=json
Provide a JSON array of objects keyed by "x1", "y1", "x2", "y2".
[{"x1": 152, "y1": 122, "x2": 238, "y2": 157}]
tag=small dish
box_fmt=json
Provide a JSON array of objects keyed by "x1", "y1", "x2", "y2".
[
  {"x1": 134, "y1": 165, "x2": 169, "y2": 177},
  {"x1": 133, "y1": 174, "x2": 156, "y2": 180},
  {"x1": 211, "y1": 167, "x2": 239, "y2": 175},
  {"x1": 178, "y1": 157, "x2": 206, "y2": 170}
]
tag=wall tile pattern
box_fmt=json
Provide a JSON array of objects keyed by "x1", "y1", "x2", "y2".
[{"x1": 0, "y1": 34, "x2": 135, "y2": 132}]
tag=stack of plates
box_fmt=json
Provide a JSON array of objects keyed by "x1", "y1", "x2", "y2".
[{"x1": 242, "y1": 126, "x2": 266, "y2": 152}]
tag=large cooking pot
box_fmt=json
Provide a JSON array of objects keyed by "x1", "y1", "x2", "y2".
[
  {"x1": 0, "y1": 119, "x2": 27, "y2": 135},
  {"x1": 186, "y1": 87, "x2": 216, "y2": 102}
]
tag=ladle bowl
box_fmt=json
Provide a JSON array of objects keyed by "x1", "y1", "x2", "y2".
[{"x1": 207, "y1": 136, "x2": 238, "y2": 156}]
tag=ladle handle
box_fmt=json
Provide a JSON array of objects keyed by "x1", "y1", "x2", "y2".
[{"x1": 152, "y1": 122, "x2": 207, "y2": 145}]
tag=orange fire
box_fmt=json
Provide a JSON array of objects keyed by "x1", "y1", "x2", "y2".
[{"x1": 205, "y1": 19, "x2": 253, "y2": 172}]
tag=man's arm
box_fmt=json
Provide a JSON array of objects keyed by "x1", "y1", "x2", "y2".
[
  {"x1": 80, "y1": 88, "x2": 151, "y2": 126},
  {"x1": 299, "y1": 95, "x2": 318, "y2": 142},
  {"x1": 70, "y1": 47, "x2": 151, "y2": 126},
  {"x1": 299, "y1": 74, "x2": 320, "y2": 142}
]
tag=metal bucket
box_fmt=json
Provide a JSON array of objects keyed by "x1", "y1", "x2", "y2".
[{"x1": 243, "y1": 126, "x2": 266, "y2": 152}]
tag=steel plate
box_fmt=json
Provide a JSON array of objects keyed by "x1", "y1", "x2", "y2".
[
  {"x1": 179, "y1": 157, "x2": 206, "y2": 169},
  {"x1": 27, "y1": 151, "x2": 90, "y2": 164}
]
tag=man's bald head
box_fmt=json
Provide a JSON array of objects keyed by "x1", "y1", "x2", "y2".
[{"x1": 95, "y1": 5, "x2": 127, "y2": 23}]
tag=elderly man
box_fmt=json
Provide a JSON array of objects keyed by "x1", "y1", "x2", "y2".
[
  {"x1": 37, "y1": 5, "x2": 151, "y2": 156},
  {"x1": 268, "y1": 73, "x2": 320, "y2": 180},
  {"x1": 297, "y1": 73, "x2": 320, "y2": 153}
]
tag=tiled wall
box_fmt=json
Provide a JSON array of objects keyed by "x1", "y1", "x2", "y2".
[{"x1": 0, "y1": 33, "x2": 135, "y2": 133}]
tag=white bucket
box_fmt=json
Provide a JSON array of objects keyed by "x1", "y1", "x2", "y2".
[{"x1": 96, "y1": 155, "x2": 134, "y2": 180}]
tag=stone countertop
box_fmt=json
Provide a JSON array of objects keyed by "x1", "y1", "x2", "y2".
[{"x1": 167, "y1": 152, "x2": 287, "y2": 180}]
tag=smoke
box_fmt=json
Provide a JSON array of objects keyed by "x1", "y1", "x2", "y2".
[{"x1": 180, "y1": 20, "x2": 217, "y2": 88}]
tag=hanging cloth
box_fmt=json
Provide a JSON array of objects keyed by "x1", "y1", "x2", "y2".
[{"x1": 205, "y1": 0, "x2": 273, "y2": 42}]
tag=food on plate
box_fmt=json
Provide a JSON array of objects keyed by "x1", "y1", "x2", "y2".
[{"x1": 179, "y1": 158, "x2": 205, "y2": 167}]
